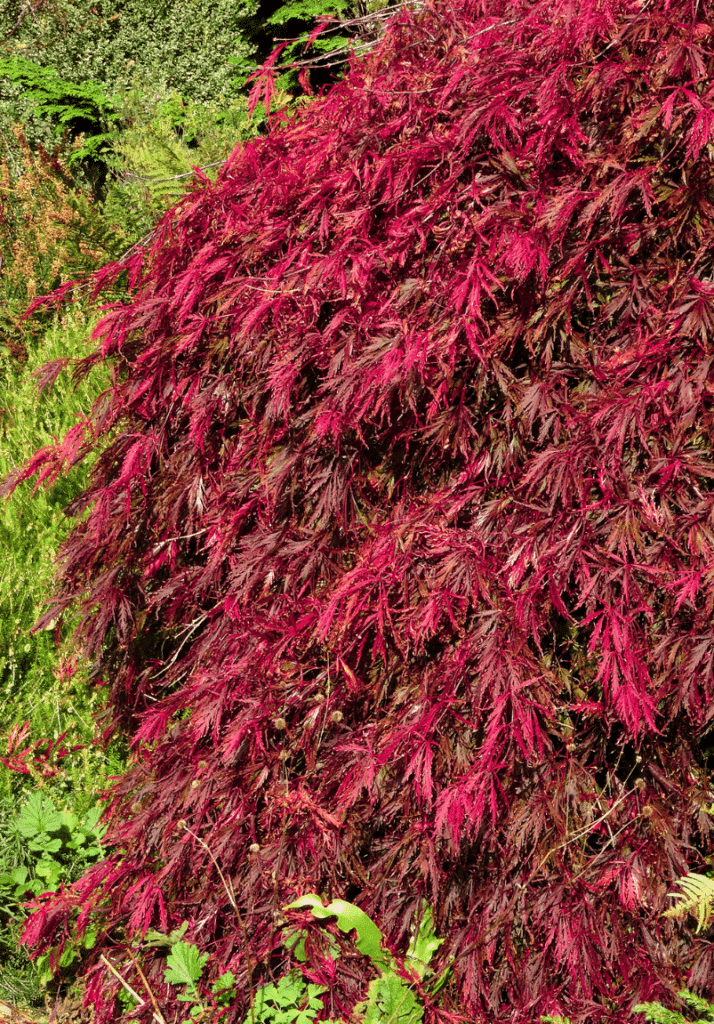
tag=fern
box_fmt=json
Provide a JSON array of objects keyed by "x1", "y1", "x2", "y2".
[
  {"x1": 100, "y1": 74, "x2": 270, "y2": 241},
  {"x1": 634, "y1": 990, "x2": 714, "y2": 1024},
  {"x1": 663, "y1": 874, "x2": 714, "y2": 933},
  {"x1": 0, "y1": 305, "x2": 119, "y2": 808},
  {"x1": 240, "y1": 0, "x2": 399, "y2": 102},
  {"x1": 0, "y1": 55, "x2": 117, "y2": 154}
]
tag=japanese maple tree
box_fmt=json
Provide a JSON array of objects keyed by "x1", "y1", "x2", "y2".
[{"x1": 7, "y1": 0, "x2": 714, "y2": 1021}]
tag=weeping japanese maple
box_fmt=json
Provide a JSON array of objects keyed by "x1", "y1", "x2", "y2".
[{"x1": 8, "y1": 0, "x2": 714, "y2": 1020}]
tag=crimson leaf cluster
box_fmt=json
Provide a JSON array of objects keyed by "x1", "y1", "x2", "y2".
[{"x1": 7, "y1": 0, "x2": 714, "y2": 1021}]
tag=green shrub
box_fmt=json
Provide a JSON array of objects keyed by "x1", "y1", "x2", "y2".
[
  {"x1": 0, "y1": 0, "x2": 259, "y2": 128},
  {"x1": 0, "y1": 785, "x2": 108, "y2": 1006}
]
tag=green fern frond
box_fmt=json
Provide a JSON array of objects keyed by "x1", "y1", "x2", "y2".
[
  {"x1": 663, "y1": 874, "x2": 714, "y2": 933},
  {"x1": 635, "y1": 989, "x2": 714, "y2": 1024},
  {"x1": 100, "y1": 76, "x2": 263, "y2": 240},
  {"x1": 0, "y1": 55, "x2": 115, "y2": 131},
  {"x1": 266, "y1": 0, "x2": 352, "y2": 26},
  {"x1": 678, "y1": 989, "x2": 714, "y2": 1021}
]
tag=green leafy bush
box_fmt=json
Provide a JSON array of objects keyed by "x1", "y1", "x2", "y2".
[
  {"x1": 0, "y1": 307, "x2": 111, "y2": 756},
  {"x1": 0, "y1": 785, "x2": 107, "y2": 1005},
  {"x1": 0, "y1": 0, "x2": 259, "y2": 115},
  {"x1": 249, "y1": 974, "x2": 326, "y2": 1024},
  {"x1": 0, "y1": 305, "x2": 127, "y2": 935},
  {"x1": 0, "y1": 0, "x2": 262, "y2": 202},
  {"x1": 0, "y1": 54, "x2": 119, "y2": 156},
  {"x1": 0, "y1": 789, "x2": 106, "y2": 901}
]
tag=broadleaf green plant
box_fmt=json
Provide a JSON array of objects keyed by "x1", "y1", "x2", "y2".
[
  {"x1": 164, "y1": 941, "x2": 210, "y2": 1003},
  {"x1": 278, "y1": 897, "x2": 444, "y2": 1024},
  {"x1": 0, "y1": 788, "x2": 106, "y2": 902},
  {"x1": 0, "y1": 786, "x2": 106, "y2": 995},
  {"x1": 154, "y1": 898, "x2": 444, "y2": 1024},
  {"x1": 249, "y1": 974, "x2": 327, "y2": 1024}
]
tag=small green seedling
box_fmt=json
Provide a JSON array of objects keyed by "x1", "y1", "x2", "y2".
[
  {"x1": 158, "y1": 937, "x2": 237, "y2": 1022},
  {"x1": 250, "y1": 973, "x2": 327, "y2": 1024},
  {"x1": 164, "y1": 941, "x2": 210, "y2": 1004}
]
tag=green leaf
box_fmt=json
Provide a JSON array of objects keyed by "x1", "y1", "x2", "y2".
[
  {"x1": 284, "y1": 929, "x2": 309, "y2": 963},
  {"x1": 164, "y1": 941, "x2": 209, "y2": 991},
  {"x1": 58, "y1": 944, "x2": 79, "y2": 969},
  {"x1": 29, "y1": 836, "x2": 62, "y2": 854},
  {"x1": 360, "y1": 973, "x2": 422, "y2": 1024},
  {"x1": 212, "y1": 970, "x2": 236, "y2": 993},
  {"x1": 212, "y1": 970, "x2": 237, "y2": 1007},
  {"x1": 82, "y1": 805, "x2": 105, "y2": 834},
  {"x1": 2, "y1": 865, "x2": 28, "y2": 886},
  {"x1": 34, "y1": 858, "x2": 63, "y2": 884},
  {"x1": 246, "y1": 972, "x2": 322, "y2": 1024},
  {"x1": 144, "y1": 920, "x2": 190, "y2": 948},
  {"x1": 15, "y1": 791, "x2": 64, "y2": 838},
  {"x1": 266, "y1": 0, "x2": 351, "y2": 26},
  {"x1": 405, "y1": 905, "x2": 443, "y2": 980},
  {"x1": 284, "y1": 895, "x2": 389, "y2": 969},
  {"x1": 59, "y1": 810, "x2": 78, "y2": 832}
]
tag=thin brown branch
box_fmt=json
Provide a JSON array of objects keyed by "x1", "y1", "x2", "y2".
[
  {"x1": 99, "y1": 954, "x2": 168, "y2": 1024},
  {"x1": 1, "y1": 0, "x2": 48, "y2": 44},
  {"x1": 181, "y1": 823, "x2": 256, "y2": 1011}
]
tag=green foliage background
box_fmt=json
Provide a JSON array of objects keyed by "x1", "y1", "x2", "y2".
[
  {"x1": 0, "y1": 0, "x2": 259, "y2": 151},
  {"x1": 0, "y1": 304, "x2": 128, "y2": 1008}
]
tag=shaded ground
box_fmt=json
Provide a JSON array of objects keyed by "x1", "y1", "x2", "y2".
[{"x1": 0, "y1": 993, "x2": 88, "y2": 1024}]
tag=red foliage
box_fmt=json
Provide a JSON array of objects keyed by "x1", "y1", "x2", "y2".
[
  {"x1": 0, "y1": 719, "x2": 74, "y2": 778},
  {"x1": 8, "y1": 0, "x2": 714, "y2": 1020}
]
